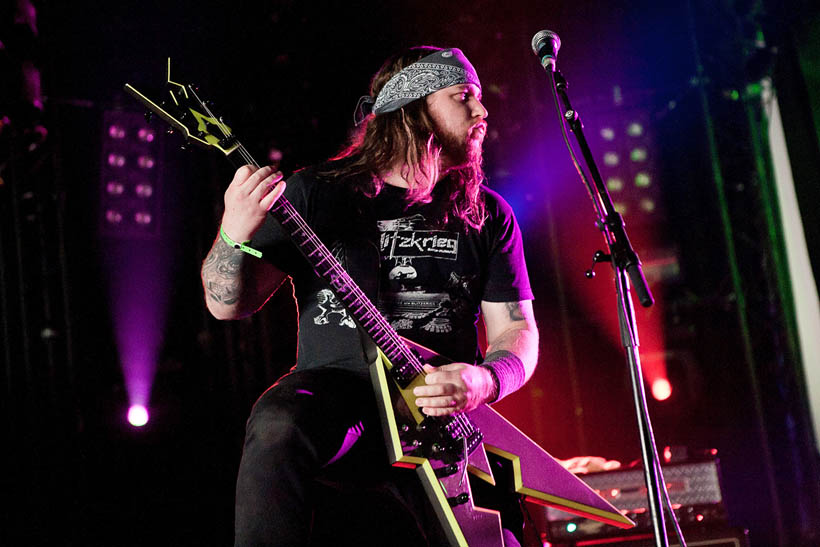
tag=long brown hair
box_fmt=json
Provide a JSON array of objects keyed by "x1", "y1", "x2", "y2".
[{"x1": 320, "y1": 46, "x2": 487, "y2": 230}]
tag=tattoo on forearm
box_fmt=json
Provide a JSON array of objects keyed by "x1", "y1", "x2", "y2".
[
  {"x1": 505, "y1": 302, "x2": 525, "y2": 321},
  {"x1": 201, "y1": 239, "x2": 253, "y2": 305}
]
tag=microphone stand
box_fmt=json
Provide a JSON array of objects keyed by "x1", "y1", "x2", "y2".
[{"x1": 541, "y1": 66, "x2": 682, "y2": 547}]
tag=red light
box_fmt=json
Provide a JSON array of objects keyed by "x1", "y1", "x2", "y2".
[
  {"x1": 696, "y1": 514, "x2": 704, "y2": 522},
  {"x1": 651, "y1": 378, "x2": 672, "y2": 401},
  {"x1": 663, "y1": 446, "x2": 672, "y2": 462}
]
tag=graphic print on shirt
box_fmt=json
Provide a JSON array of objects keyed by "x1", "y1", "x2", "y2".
[
  {"x1": 312, "y1": 242, "x2": 356, "y2": 329},
  {"x1": 314, "y1": 289, "x2": 356, "y2": 329},
  {"x1": 377, "y1": 214, "x2": 477, "y2": 334}
]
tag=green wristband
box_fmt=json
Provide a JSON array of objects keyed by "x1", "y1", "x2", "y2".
[{"x1": 219, "y1": 226, "x2": 262, "y2": 258}]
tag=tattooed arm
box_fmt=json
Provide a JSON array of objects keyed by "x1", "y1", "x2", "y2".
[
  {"x1": 480, "y1": 300, "x2": 539, "y2": 381},
  {"x1": 201, "y1": 164, "x2": 288, "y2": 320},
  {"x1": 201, "y1": 237, "x2": 287, "y2": 320}
]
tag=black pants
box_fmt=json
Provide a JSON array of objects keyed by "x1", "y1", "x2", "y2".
[
  {"x1": 234, "y1": 367, "x2": 440, "y2": 546},
  {"x1": 234, "y1": 366, "x2": 522, "y2": 546}
]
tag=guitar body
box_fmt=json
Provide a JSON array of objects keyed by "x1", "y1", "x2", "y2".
[
  {"x1": 371, "y1": 339, "x2": 634, "y2": 547},
  {"x1": 124, "y1": 63, "x2": 635, "y2": 546}
]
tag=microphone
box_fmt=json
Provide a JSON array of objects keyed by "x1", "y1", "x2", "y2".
[{"x1": 531, "y1": 30, "x2": 561, "y2": 71}]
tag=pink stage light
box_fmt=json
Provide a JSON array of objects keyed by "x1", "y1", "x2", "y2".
[
  {"x1": 137, "y1": 127, "x2": 155, "y2": 142},
  {"x1": 105, "y1": 209, "x2": 123, "y2": 224},
  {"x1": 127, "y1": 404, "x2": 149, "y2": 427},
  {"x1": 106, "y1": 181, "x2": 124, "y2": 195},
  {"x1": 135, "y1": 183, "x2": 153, "y2": 198},
  {"x1": 134, "y1": 211, "x2": 152, "y2": 225},
  {"x1": 107, "y1": 153, "x2": 126, "y2": 167},
  {"x1": 651, "y1": 378, "x2": 672, "y2": 401},
  {"x1": 137, "y1": 155, "x2": 155, "y2": 169}
]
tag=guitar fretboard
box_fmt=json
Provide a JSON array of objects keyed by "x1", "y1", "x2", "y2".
[
  {"x1": 268, "y1": 195, "x2": 423, "y2": 382},
  {"x1": 267, "y1": 191, "x2": 482, "y2": 453}
]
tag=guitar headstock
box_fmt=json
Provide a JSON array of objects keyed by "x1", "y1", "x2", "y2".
[{"x1": 124, "y1": 59, "x2": 240, "y2": 156}]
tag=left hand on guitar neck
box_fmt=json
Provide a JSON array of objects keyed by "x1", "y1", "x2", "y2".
[{"x1": 413, "y1": 363, "x2": 496, "y2": 416}]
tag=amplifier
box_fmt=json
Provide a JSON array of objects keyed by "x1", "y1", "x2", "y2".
[
  {"x1": 547, "y1": 526, "x2": 750, "y2": 547},
  {"x1": 543, "y1": 460, "x2": 726, "y2": 542}
]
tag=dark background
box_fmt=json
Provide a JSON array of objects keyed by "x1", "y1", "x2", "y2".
[{"x1": 2, "y1": 0, "x2": 820, "y2": 545}]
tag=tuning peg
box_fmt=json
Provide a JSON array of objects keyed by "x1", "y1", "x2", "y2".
[{"x1": 144, "y1": 111, "x2": 154, "y2": 123}]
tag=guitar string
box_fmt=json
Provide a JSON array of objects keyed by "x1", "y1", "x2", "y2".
[
  {"x1": 189, "y1": 86, "x2": 477, "y2": 448},
  {"x1": 199, "y1": 97, "x2": 476, "y2": 441},
  {"x1": 265, "y1": 200, "x2": 483, "y2": 440},
  {"x1": 246, "y1": 159, "x2": 478, "y2": 440},
  {"x1": 189, "y1": 91, "x2": 413, "y2": 366}
]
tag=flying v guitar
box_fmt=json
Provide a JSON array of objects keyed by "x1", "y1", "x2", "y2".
[{"x1": 124, "y1": 60, "x2": 634, "y2": 546}]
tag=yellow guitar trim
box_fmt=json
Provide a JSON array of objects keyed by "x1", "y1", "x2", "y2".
[
  {"x1": 370, "y1": 350, "x2": 470, "y2": 547},
  {"x1": 123, "y1": 59, "x2": 240, "y2": 156},
  {"x1": 483, "y1": 445, "x2": 634, "y2": 527}
]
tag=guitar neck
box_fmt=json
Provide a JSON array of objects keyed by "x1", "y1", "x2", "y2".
[{"x1": 235, "y1": 146, "x2": 422, "y2": 382}]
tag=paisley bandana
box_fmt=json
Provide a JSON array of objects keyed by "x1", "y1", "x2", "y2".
[{"x1": 354, "y1": 48, "x2": 481, "y2": 125}]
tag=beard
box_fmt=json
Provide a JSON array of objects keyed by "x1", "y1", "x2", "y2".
[{"x1": 433, "y1": 120, "x2": 484, "y2": 171}]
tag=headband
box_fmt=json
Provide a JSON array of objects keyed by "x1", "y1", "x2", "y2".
[{"x1": 354, "y1": 48, "x2": 481, "y2": 125}]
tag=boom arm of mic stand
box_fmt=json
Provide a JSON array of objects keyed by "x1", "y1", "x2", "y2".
[{"x1": 553, "y1": 71, "x2": 655, "y2": 307}]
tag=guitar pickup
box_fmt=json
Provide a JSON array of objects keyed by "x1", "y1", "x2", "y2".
[{"x1": 389, "y1": 363, "x2": 414, "y2": 388}]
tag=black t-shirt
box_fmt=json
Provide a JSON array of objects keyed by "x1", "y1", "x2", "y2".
[{"x1": 250, "y1": 167, "x2": 533, "y2": 371}]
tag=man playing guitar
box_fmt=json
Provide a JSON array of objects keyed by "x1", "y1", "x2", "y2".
[{"x1": 201, "y1": 46, "x2": 538, "y2": 546}]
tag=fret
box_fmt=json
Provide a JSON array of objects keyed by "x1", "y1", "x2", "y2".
[
  {"x1": 271, "y1": 196, "x2": 435, "y2": 380},
  {"x1": 294, "y1": 233, "x2": 319, "y2": 247}
]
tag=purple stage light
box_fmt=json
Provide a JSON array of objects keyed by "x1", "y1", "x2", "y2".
[
  {"x1": 137, "y1": 155, "x2": 155, "y2": 169},
  {"x1": 127, "y1": 404, "x2": 149, "y2": 427},
  {"x1": 137, "y1": 127, "x2": 155, "y2": 142},
  {"x1": 107, "y1": 153, "x2": 125, "y2": 167},
  {"x1": 107, "y1": 240, "x2": 173, "y2": 428},
  {"x1": 135, "y1": 183, "x2": 153, "y2": 198},
  {"x1": 106, "y1": 181, "x2": 124, "y2": 195},
  {"x1": 108, "y1": 124, "x2": 126, "y2": 139},
  {"x1": 105, "y1": 209, "x2": 123, "y2": 224},
  {"x1": 100, "y1": 110, "x2": 171, "y2": 427}
]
